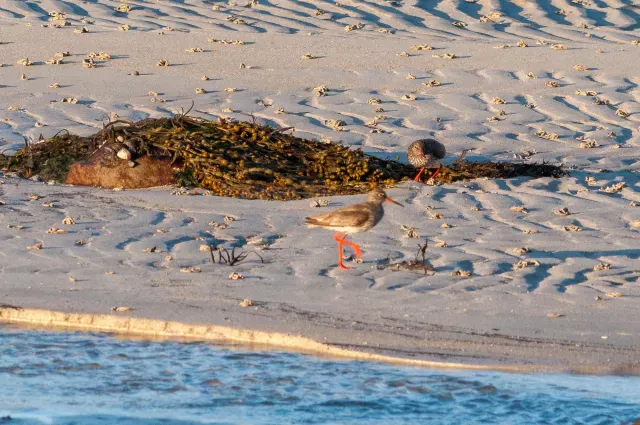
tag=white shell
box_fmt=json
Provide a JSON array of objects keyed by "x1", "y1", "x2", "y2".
[{"x1": 117, "y1": 148, "x2": 132, "y2": 160}]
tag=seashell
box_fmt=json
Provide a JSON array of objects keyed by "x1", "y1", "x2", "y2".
[
  {"x1": 516, "y1": 39, "x2": 528, "y2": 47},
  {"x1": 17, "y1": 58, "x2": 33, "y2": 66},
  {"x1": 513, "y1": 247, "x2": 529, "y2": 255},
  {"x1": 545, "y1": 80, "x2": 560, "y2": 88},
  {"x1": 28, "y1": 193, "x2": 40, "y2": 200},
  {"x1": 615, "y1": 108, "x2": 629, "y2": 118},
  {"x1": 554, "y1": 207, "x2": 570, "y2": 216},
  {"x1": 592, "y1": 97, "x2": 610, "y2": 105},
  {"x1": 594, "y1": 263, "x2": 611, "y2": 272},
  {"x1": 535, "y1": 130, "x2": 558, "y2": 140},
  {"x1": 82, "y1": 58, "x2": 96, "y2": 68},
  {"x1": 45, "y1": 58, "x2": 63, "y2": 65},
  {"x1": 492, "y1": 97, "x2": 506, "y2": 104},
  {"x1": 510, "y1": 206, "x2": 528, "y2": 213},
  {"x1": 239, "y1": 298, "x2": 252, "y2": 306},
  {"x1": 131, "y1": 71, "x2": 139, "y2": 76},
  {"x1": 523, "y1": 229, "x2": 539, "y2": 234},
  {"x1": 435, "y1": 241, "x2": 448, "y2": 248},
  {"x1": 605, "y1": 292, "x2": 622, "y2": 298},
  {"x1": 115, "y1": 4, "x2": 131, "y2": 12},
  {"x1": 88, "y1": 52, "x2": 111, "y2": 60},
  {"x1": 494, "y1": 44, "x2": 510, "y2": 49},
  {"x1": 344, "y1": 23, "x2": 364, "y2": 32},
  {"x1": 62, "y1": 216, "x2": 75, "y2": 225},
  {"x1": 75, "y1": 240, "x2": 85, "y2": 245},
  {"x1": 202, "y1": 75, "x2": 210, "y2": 81},
  {"x1": 313, "y1": 85, "x2": 329, "y2": 96},
  {"x1": 224, "y1": 87, "x2": 237, "y2": 92},
  {"x1": 526, "y1": 72, "x2": 535, "y2": 79},
  {"x1": 324, "y1": 119, "x2": 346, "y2": 130},
  {"x1": 563, "y1": 225, "x2": 582, "y2": 232},
  {"x1": 148, "y1": 91, "x2": 158, "y2": 96},
  {"x1": 117, "y1": 24, "x2": 131, "y2": 31},
  {"x1": 221, "y1": 108, "x2": 233, "y2": 113},
  {"x1": 411, "y1": 44, "x2": 433, "y2": 50},
  {"x1": 429, "y1": 213, "x2": 444, "y2": 220},
  {"x1": 550, "y1": 44, "x2": 567, "y2": 50},
  {"x1": 73, "y1": 27, "x2": 89, "y2": 34},
  {"x1": 486, "y1": 116, "x2": 502, "y2": 122},
  {"x1": 547, "y1": 313, "x2": 562, "y2": 318},
  {"x1": 112, "y1": 306, "x2": 132, "y2": 312},
  {"x1": 117, "y1": 148, "x2": 132, "y2": 160},
  {"x1": 151, "y1": 97, "x2": 165, "y2": 103},
  {"x1": 27, "y1": 242, "x2": 43, "y2": 250},
  {"x1": 451, "y1": 269, "x2": 471, "y2": 277},
  {"x1": 185, "y1": 47, "x2": 204, "y2": 53},
  {"x1": 432, "y1": 53, "x2": 456, "y2": 59},
  {"x1": 396, "y1": 51, "x2": 410, "y2": 57},
  {"x1": 301, "y1": 54, "x2": 316, "y2": 59},
  {"x1": 143, "y1": 246, "x2": 160, "y2": 253},
  {"x1": 196, "y1": 88, "x2": 206, "y2": 94},
  {"x1": 180, "y1": 267, "x2": 201, "y2": 273},
  {"x1": 515, "y1": 259, "x2": 540, "y2": 269},
  {"x1": 579, "y1": 138, "x2": 597, "y2": 148},
  {"x1": 7, "y1": 225, "x2": 25, "y2": 230},
  {"x1": 230, "y1": 272, "x2": 244, "y2": 280},
  {"x1": 47, "y1": 227, "x2": 67, "y2": 234},
  {"x1": 573, "y1": 64, "x2": 588, "y2": 71},
  {"x1": 452, "y1": 21, "x2": 466, "y2": 27},
  {"x1": 156, "y1": 59, "x2": 170, "y2": 67},
  {"x1": 368, "y1": 98, "x2": 381, "y2": 105},
  {"x1": 401, "y1": 94, "x2": 416, "y2": 101},
  {"x1": 422, "y1": 80, "x2": 441, "y2": 89},
  {"x1": 632, "y1": 40, "x2": 640, "y2": 45},
  {"x1": 275, "y1": 107, "x2": 286, "y2": 114},
  {"x1": 600, "y1": 182, "x2": 625, "y2": 193},
  {"x1": 575, "y1": 90, "x2": 596, "y2": 96},
  {"x1": 20, "y1": 73, "x2": 27, "y2": 80}
]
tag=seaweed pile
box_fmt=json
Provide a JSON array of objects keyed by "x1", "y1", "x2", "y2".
[{"x1": 0, "y1": 113, "x2": 566, "y2": 200}]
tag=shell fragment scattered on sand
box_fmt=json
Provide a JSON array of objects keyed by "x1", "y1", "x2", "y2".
[
  {"x1": 156, "y1": 59, "x2": 170, "y2": 67},
  {"x1": 180, "y1": 267, "x2": 201, "y2": 273},
  {"x1": 515, "y1": 259, "x2": 540, "y2": 269},
  {"x1": 510, "y1": 206, "x2": 528, "y2": 213},
  {"x1": 563, "y1": 225, "x2": 582, "y2": 232},
  {"x1": 239, "y1": 298, "x2": 252, "y2": 307},
  {"x1": 27, "y1": 242, "x2": 43, "y2": 250},
  {"x1": 230, "y1": 272, "x2": 244, "y2": 280},
  {"x1": 112, "y1": 306, "x2": 132, "y2": 312},
  {"x1": 601, "y1": 182, "x2": 626, "y2": 193},
  {"x1": 554, "y1": 207, "x2": 570, "y2": 216},
  {"x1": 593, "y1": 263, "x2": 611, "y2": 272},
  {"x1": 451, "y1": 269, "x2": 472, "y2": 277}
]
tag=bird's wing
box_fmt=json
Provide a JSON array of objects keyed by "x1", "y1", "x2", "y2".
[{"x1": 305, "y1": 204, "x2": 370, "y2": 228}]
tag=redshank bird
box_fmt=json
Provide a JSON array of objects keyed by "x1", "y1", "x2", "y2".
[
  {"x1": 407, "y1": 139, "x2": 446, "y2": 182},
  {"x1": 305, "y1": 187, "x2": 403, "y2": 270}
]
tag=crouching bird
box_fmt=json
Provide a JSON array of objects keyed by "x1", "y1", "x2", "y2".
[
  {"x1": 407, "y1": 138, "x2": 446, "y2": 183},
  {"x1": 305, "y1": 187, "x2": 403, "y2": 270}
]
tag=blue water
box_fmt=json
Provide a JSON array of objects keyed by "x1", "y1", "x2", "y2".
[{"x1": 0, "y1": 327, "x2": 639, "y2": 425}]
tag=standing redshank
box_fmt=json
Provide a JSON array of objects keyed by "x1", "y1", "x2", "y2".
[
  {"x1": 305, "y1": 187, "x2": 403, "y2": 270},
  {"x1": 407, "y1": 139, "x2": 446, "y2": 182}
]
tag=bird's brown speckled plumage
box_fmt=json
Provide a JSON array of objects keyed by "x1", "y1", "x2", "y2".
[
  {"x1": 305, "y1": 188, "x2": 402, "y2": 270},
  {"x1": 407, "y1": 139, "x2": 446, "y2": 169},
  {"x1": 305, "y1": 187, "x2": 388, "y2": 234}
]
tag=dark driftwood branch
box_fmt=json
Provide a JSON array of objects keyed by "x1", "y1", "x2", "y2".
[{"x1": 208, "y1": 247, "x2": 264, "y2": 266}]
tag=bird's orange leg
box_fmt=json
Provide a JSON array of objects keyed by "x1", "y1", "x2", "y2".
[
  {"x1": 413, "y1": 167, "x2": 425, "y2": 182},
  {"x1": 334, "y1": 233, "x2": 353, "y2": 270},
  {"x1": 426, "y1": 164, "x2": 443, "y2": 182},
  {"x1": 341, "y1": 238, "x2": 362, "y2": 258}
]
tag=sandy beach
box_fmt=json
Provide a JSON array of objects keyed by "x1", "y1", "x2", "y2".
[{"x1": 1, "y1": 0, "x2": 639, "y2": 372}]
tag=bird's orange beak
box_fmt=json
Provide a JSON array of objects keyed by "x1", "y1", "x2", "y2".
[{"x1": 385, "y1": 198, "x2": 403, "y2": 207}]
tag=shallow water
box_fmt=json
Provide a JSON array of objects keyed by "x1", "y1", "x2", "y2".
[{"x1": 0, "y1": 327, "x2": 639, "y2": 425}]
